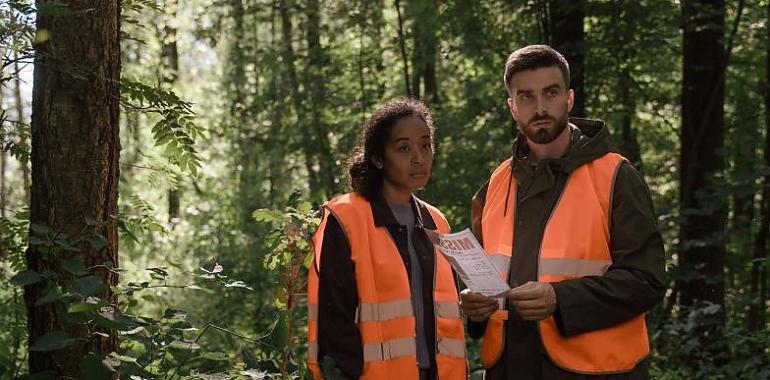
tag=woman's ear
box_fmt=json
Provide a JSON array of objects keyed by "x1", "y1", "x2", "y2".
[{"x1": 371, "y1": 155, "x2": 383, "y2": 170}]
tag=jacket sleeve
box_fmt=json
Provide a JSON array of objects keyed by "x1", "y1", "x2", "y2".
[
  {"x1": 467, "y1": 181, "x2": 490, "y2": 339},
  {"x1": 551, "y1": 162, "x2": 667, "y2": 336},
  {"x1": 317, "y1": 215, "x2": 362, "y2": 379}
]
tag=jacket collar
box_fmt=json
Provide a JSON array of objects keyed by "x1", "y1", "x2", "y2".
[{"x1": 369, "y1": 194, "x2": 438, "y2": 230}]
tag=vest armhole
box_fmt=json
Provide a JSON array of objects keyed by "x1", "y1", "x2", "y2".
[{"x1": 607, "y1": 157, "x2": 627, "y2": 235}]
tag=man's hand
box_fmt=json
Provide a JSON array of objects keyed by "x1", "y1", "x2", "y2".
[
  {"x1": 459, "y1": 289, "x2": 499, "y2": 322},
  {"x1": 506, "y1": 281, "x2": 557, "y2": 321}
]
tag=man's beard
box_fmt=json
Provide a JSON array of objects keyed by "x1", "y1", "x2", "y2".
[{"x1": 520, "y1": 111, "x2": 569, "y2": 144}]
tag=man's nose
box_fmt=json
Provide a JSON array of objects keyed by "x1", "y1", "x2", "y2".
[{"x1": 536, "y1": 98, "x2": 548, "y2": 114}]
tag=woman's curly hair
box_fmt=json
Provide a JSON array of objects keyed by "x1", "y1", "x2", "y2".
[{"x1": 348, "y1": 98, "x2": 435, "y2": 200}]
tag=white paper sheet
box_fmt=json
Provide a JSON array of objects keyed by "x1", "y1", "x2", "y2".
[{"x1": 428, "y1": 228, "x2": 510, "y2": 298}]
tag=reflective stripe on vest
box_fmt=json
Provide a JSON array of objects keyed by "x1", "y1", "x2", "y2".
[
  {"x1": 306, "y1": 193, "x2": 467, "y2": 380},
  {"x1": 479, "y1": 153, "x2": 650, "y2": 373}
]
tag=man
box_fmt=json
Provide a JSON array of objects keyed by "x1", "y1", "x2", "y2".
[{"x1": 459, "y1": 45, "x2": 666, "y2": 379}]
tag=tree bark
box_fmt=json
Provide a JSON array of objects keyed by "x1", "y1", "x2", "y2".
[
  {"x1": 678, "y1": 0, "x2": 726, "y2": 315},
  {"x1": 548, "y1": 0, "x2": 585, "y2": 117},
  {"x1": 25, "y1": 0, "x2": 120, "y2": 377}
]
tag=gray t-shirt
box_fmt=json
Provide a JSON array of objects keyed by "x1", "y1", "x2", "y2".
[{"x1": 387, "y1": 200, "x2": 430, "y2": 369}]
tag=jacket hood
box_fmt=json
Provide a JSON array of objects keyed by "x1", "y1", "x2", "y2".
[{"x1": 511, "y1": 117, "x2": 617, "y2": 173}]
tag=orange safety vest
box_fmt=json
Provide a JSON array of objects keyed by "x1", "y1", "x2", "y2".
[
  {"x1": 307, "y1": 193, "x2": 467, "y2": 380},
  {"x1": 479, "y1": 152, "x2": 650, "y2": 374}
]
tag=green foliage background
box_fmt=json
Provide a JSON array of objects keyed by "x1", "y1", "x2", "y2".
[{"x1": 1, "y1": 0, "x2": 769, "y2": 379}]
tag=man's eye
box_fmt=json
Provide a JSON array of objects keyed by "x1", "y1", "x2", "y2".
[
  {"x1": 398, "y1": 145, "x2": 409, "y2": 152},
  {"x1": 548, "y1": 89, "x2": 559, "y2": 97},
  {"x1": 519, "y1": 94, "x2": 531, "y2": 101},
  {"x1": 422, "y1": 142, "x2": 432, "y2": 151}
]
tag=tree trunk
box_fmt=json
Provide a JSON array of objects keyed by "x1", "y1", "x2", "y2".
[
  {"x1": 162, "y1": 0, "x2": 180, "y2": 221},
  {"x1": 548, "y1": 0, "x2": 585, "y2": 117},
  {"x1": 306, "y1": 0, "x2": 335, "y2": 199},
  {"x1": 678, "y1": 0, "x2": 726, "y2": 316},
  {"x1": 13, "y1": 50, "x2": 31, "y2": 204},
  {"x1": 1, "y1": 80, "x2": 6, "y2": 219},
  {"x1": 25, "y1": 1, "x2": 120, "y2": 377},
  {"x1": 407, "y1": 0, "x2": 439, "y2": 103},
  {"x1": 612, "y1": 1, "x2": 643, "y2": 168},
  {"x1": 394, "y1": 0, "x2": 412, "y2": 97},
  {"x1": 748, "y1": 0, "x2": 770, "y2": 331}
]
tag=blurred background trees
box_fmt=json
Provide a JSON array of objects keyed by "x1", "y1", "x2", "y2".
[{"x1": 0, "y1": 0, "x2": 768, "y2": 378}]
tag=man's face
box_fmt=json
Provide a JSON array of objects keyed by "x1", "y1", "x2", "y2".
[{"x1": 507, "y1": 66, "x2": 574, "y2": 144}]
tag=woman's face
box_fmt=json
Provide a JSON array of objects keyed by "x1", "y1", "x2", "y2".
[{"x1": 373, "y1": 115, "x2": 434, "y2": 202}]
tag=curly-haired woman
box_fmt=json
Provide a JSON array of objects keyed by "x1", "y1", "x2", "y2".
[{"x1": 307, "y1": 99, "x2": 467, "y2": 380}]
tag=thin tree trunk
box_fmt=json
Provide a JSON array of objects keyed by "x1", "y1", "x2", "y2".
[
  {"x1": 407, "y1": 0, "x2": 439, "y2": 103},
  {"x1": 548, "y1": 0, "x2": 585, "y2": 117},
  {"x1": 162, "y1": 0, "x2": 180, "y2": 221},
  {"x1": 748, "y1": 0, "x2": 770, "y2": 331},
  {"x1": 1, "y1": 78, "x2": 6, "y2": 219},
  {"x1": 25, "y1": 1, "x2": 120, "y2": 377},
  {"x1": 678, "y1": 0, "x2": 726, "y2": 316},
  {"x1": 612, "y1": 0, "x2": 642, "y2": 168},
  {"x1": 306, "y1": 0, "x2": 335, "y2": 198},
  {"x1": 394, "y1": 0, "x2": 412, "y2": 97},
  {"x1": 13, "y1": 51, "x2": 30, "y2": 204},
  {"x1": 279, "y1": 0, "x2": 323, "y2": 200}
]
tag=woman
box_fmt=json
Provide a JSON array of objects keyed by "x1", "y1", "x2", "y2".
[{"x1": 307, "y1": 99, "x2": 467, "y2": 380}]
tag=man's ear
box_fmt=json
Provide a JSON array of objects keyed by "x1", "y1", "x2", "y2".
[
  {"x1": 567, "y1": 89, "x2": 575, "y2": 113},
  {"x1": 507, "y1": 98, "x2": 518, "y2": 122},
  {"x1": 371, "y1": 155, "x2": 383, "y2": 169}
]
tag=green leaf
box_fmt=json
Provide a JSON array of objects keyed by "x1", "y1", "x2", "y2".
[
  {"x1": 198, "y1": 352, "x2": 230, "y2": 361},
  {"x1": 83, "y1": 234, "x2": 108, "y2": 250},
  {"x1": 94, "y1": 308, "x2": 135, "y2": 331},
  {"x1": 69, "y1": 276, "x2": 106, "y2": 297},
  {"x1": 168, "y1": 340, "x2": 200, "y2": 350},
  {"x1": 252, "y1": 209, "x2": 283, "y2": 222},
  {"x1": 35, "y1": 286, "x2": 64, "y2": 306},
  {"x1": 30, "y1": 223, "x2": 51, "y2": 234},
  {"x1": 61, "y1": 259, "x2": 87, "y2": 275},
  {"x1": 79, "y1": 354, "x2": 115, "y2": 380},
  {"x1": 269, "y1": 314, "x2": 289, "y2": 348},
  {"x1": 11, "y1": 270, "x2": 43, "y2": 286},
  {"x1": 28, "y1": 236, "x2": 48, "y2": 246},
  {"x1": 29, "y1": 331, "x2": 77, "y2": 351},
  {"x1": 68, "y1": 298, "x2": 107, "y2": 313}
]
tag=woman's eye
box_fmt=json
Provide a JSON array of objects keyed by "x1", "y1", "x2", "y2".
[
  {"x1": 422, "y1": 142, "x2": 432, "y2": 151},
  {"x1": 397, "y1": 145, "x2": 409, "y2": 152}
]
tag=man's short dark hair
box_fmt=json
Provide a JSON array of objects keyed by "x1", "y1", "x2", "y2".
[{"x1": 503, "y1": 45, "x2": 570, "y2": 96}]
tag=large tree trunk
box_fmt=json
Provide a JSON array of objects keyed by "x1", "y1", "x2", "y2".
[
  {"x1": 548, "y1": 0, "x2": 585, "y2": 117},
  {"x1": 162, "y1": 0, "x2": 181, "y2": 221},
  {"x1": 678, "y1": 0, "x2": 726, "y2": 316},
  {"x1": 748, "y1": 0, "x2": 770, "y2": 331},
  {"x1": 25, "y1": 1, "x2": 120, "y2": 377}
]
